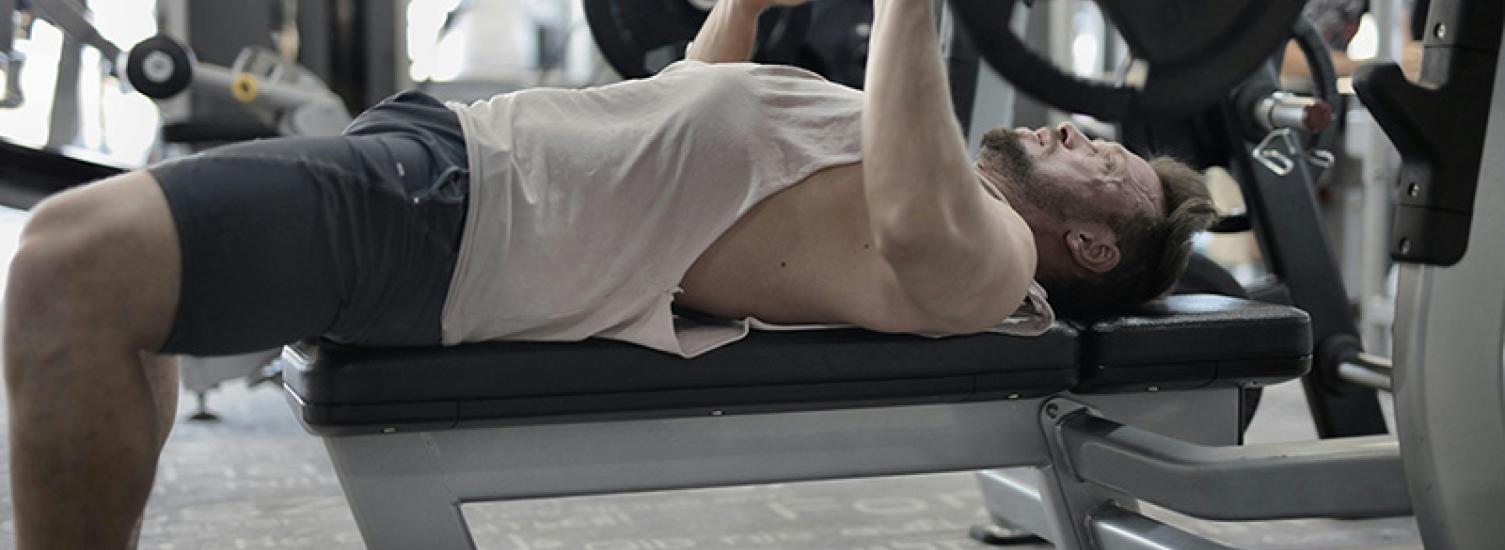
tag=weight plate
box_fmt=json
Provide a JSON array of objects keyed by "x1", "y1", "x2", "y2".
[
  {"x1": 949, "y1": 0, "x2": 1305, "y2": 121},
  {"x1": 583, "y1": 0, "x2": 812, "y2": 79},
  {"x1": 126, "y1": 34, "x2": 195, "y2": 99}
]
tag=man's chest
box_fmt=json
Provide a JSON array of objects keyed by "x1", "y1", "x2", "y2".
[{"x1": 675, "y1": 163, "x2": 937, "y2": 332}]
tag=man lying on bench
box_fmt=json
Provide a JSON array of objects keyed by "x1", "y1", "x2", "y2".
[{"x1": 3, "y1": 0, "x2": 1215, "y2": 548}]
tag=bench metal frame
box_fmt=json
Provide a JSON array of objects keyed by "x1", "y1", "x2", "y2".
[{"x1": 290, "y1": 383, "x2": 1414, "y2": 550}]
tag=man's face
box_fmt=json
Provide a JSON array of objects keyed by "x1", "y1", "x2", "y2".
[{"x1": 981, "y1": 122, "x2": 1163, "y2": 224}]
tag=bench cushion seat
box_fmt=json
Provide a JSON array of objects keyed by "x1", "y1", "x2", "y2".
[
  {"x1": 284, "y1": 326, "x2": 1080, "y2": 434},
  {"x1": 1075, "y1": 294, "x2": 1312, "y2": 393},
  {"x1": 282, "y1": 295, "x2": 1311, "y2": 435}
]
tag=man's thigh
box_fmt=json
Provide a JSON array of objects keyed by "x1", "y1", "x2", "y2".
[{"x1": 147, "y1": 133, "x2": 468, "y2": 356}]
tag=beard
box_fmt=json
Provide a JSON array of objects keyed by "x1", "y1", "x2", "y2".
[{"x1": 979, "y1": 127, "x2": 1104, "y2": 225}]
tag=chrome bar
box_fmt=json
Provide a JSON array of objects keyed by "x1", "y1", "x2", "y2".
[{"x1": 1338, "y1": 352, "x2": 1393, "y2": 391}]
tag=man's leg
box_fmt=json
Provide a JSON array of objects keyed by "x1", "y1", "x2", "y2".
[
  {"x1": 4, "y1": 99, "x2": 470, "y2": 548},
  {"x1": 4, "y1": 171, "x2": 182, "y2": 549},
  {"x1": 141, "y1": 352, "x2": 181, "y2": 454},
  {"x1": 126, "y1": 352, "x2": 179, "y2": 550}
]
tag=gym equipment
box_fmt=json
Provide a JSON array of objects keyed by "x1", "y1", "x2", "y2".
[
  {"x1": 124, "y1": 34, "x2": 350, "y2": 138},
  {"x1": 0, "y1": 0, "x2": 21, "y2": 108},
  {"x1": 2, "y1": 0, "x2": 347, "y2": 416},
  {"x1": 123, "y1": 34, "x2": 193, "y2": 100},
  {"x1": 1275, "y1": 17, "x2": 1343, "y2": 165},
  {"x1": 22, "y1": 0, "x2": 116, "y2": 65},
  {"x1": 177, "y1": 349, "x2": 282, "y2": 421},
  {"x1": 3, "y1": 0, "x2": 351, "y2": 139},
  {"x1": 970, "y1": 0, "x2": 1505, "y2": 546},
  {"x1": 285, "y1": 295, "x2": 1337, "y2": 549},
  {"x1": 583, "y1": 0, "x2": 813, "y2": 78},
  {"x1": 1356, "y1": 1, "x2": 1497, "y2": 266},
  {"x1": 0, "y1": 0, "x2": 123, "y2": 206},
  {"x1": 1354, "y1": 0, "x2": 1505, "y2": 546},
  {"x1": 794, "y1": 0, "x2": 871, "y2": 89},
  {"x1": 1113, "y1": 13, "x2": 1386, "y2": 439},
  {"x1": 0, "y1": 134, "x2": 121, "y2": 209},
  {"x1": 947, "y1": 0, "x2": 1306, "y2": 122},
  {"x1": 579, "y1": 0, "x2": 986, "y2": 136}
]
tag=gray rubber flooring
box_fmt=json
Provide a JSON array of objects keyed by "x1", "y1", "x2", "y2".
[{"x1": 0, "y1": 206, "x2": 1423, "y2": 549}]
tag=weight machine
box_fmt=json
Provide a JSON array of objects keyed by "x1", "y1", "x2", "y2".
[
  {"x1": 0, "y1": 0, "x2": 351, "y2": 143},
  {"x1": 956, "y1": 0, "x2": 1503, "y2": 546}
]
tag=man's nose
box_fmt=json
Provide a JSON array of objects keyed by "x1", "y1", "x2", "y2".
[{"x1": 1055, "y1": 122, "x2": 1079, "y2": 149}]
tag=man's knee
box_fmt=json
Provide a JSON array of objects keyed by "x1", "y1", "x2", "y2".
[
  {"x1": 7, "y1": 204, "x2": 124, "y2": 337},
  {"x1": 5, "y1": 172, "x2": 180, "y2": 352}
]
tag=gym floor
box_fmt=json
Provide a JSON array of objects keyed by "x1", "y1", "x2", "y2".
[{"x1": 0, "y1": 205, "x2": 1422, "y2": 550}]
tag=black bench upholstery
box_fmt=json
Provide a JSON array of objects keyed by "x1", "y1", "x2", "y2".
[
  {"x1": 284, "y1": 325, "x2": 1080, "y2": 434},
  {"x1": 1074, "y1": 294, "x2": 1312, "y2": 393},
  {"x1": 282, "y1": 294, "x2": 1310, "y2": 435}
]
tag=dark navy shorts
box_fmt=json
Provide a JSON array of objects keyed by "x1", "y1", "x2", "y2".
[{"x1": 148, "y1": 91, "x2": 469, "y2": 356}]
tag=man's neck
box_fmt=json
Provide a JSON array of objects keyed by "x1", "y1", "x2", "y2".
[{"x1": 975, "y1": 168, "x2": 1009, "y2": 204}]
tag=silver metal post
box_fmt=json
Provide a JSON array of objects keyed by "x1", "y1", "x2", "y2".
[
  {"x1": 1358, "y1": 0, "x2": 1406, "y2": 353},
  {"x1": 1, "y1": 0, "x2": 14, "y2": 61},
  {"x1": 1337, "y1": 352, "x2": 1394, "y2": 391},
  {"x1": 28, "y1": 0, "x2": 121, "y2": 63},
  {"x1": 0, "y1": 0, "x2": 18, "y2": 107}
]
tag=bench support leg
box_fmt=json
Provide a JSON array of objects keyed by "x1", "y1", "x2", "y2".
[
  {"x1": 1033, "y1": 399, "x2": 1139, "y2": 550},
  {"x1": 972, "y1": 467, "x2": 1050, "y2": 545},
  {"x1": 323, "y1": 433, "x2": 478, "y2": 550},
  {"x1": 976, "y1": 397, "x2": 1260, "y2": 550}
]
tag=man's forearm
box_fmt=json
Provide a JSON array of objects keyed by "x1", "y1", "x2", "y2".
[{"x1": 686, "y1": 0, "x2": 768, "y2": 64}]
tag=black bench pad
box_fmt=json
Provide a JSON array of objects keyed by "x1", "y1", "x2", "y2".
[
  {"x1": 1074, "y1": 294, "x2": 1312, "y2": 393},
  {"x1": 282, "y1": 295, "x2": 1311, "y2": 435},
  {"x1": 284, "y1": 326, "x2": 1080, "y2": 434}
]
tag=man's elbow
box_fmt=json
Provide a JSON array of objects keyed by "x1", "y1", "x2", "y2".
[
  {"x1": 904, "y1": 234, "x2": 1038, "y2": 334},
  {"x1": 951, "y1": 255, "x2": 1036, "y2": 333}
]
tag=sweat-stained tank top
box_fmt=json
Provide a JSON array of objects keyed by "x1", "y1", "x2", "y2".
[{"x1": 443, "y1": 60, "x2": 1054, "y2": 357}]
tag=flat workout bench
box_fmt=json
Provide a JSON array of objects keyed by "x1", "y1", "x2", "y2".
[{"x1": 282, "y1": 294, "x2": 1312, "y2": 549}]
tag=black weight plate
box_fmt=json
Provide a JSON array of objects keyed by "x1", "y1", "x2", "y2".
[
  {"x1": 584, "y1": 0, "x2": 812, "y2": 79},
  {"x1": 949, "y1": 0, "x2": 1305, "y2": 121},
  {"x1": 127, "y1": 34, "x2": 195, "y2": 99}
]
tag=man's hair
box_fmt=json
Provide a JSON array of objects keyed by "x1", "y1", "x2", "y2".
[{"x1": 1039, "y1": 157, "x2": 1217, "y2": 322}]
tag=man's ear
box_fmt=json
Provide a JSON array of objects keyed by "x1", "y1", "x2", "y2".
[{"x1": 1062, "y1": 224, "x2": 1120, "y2": 274}]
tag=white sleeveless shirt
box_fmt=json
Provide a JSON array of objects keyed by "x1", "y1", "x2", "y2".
[{"x1": 444, "y1": 60, "x2": 1053, "y2": 357}]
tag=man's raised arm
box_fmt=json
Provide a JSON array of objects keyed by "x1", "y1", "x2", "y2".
[
  {"x1": 863, "y1": 0, "x2": 1036, "y2": 332},
  {"x1": 686, "y1": 0, "x2": 803, "y2": 64}
]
